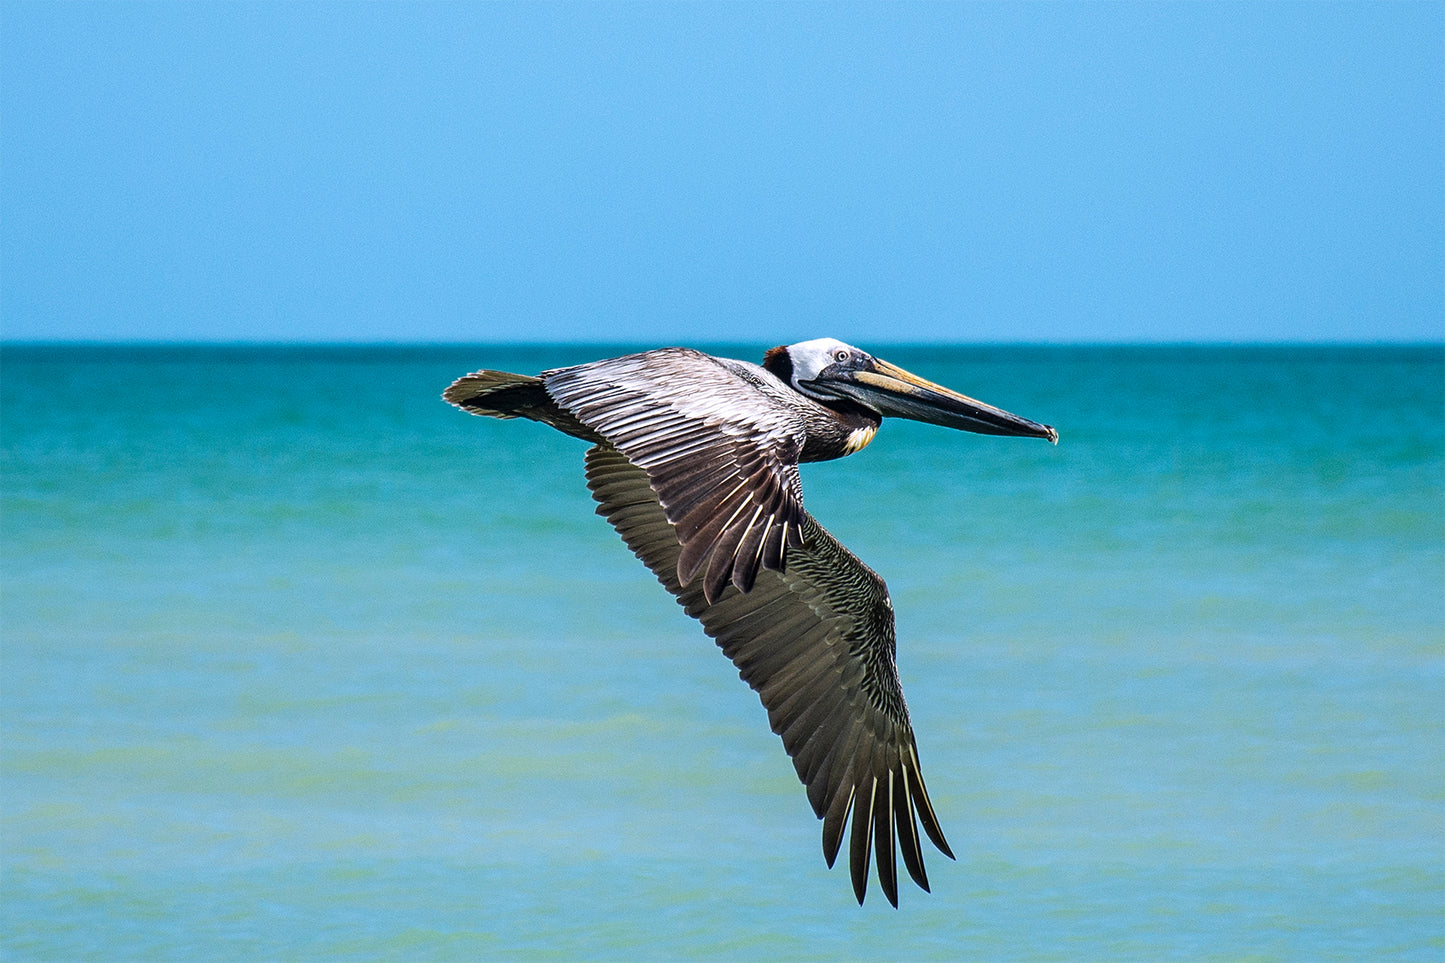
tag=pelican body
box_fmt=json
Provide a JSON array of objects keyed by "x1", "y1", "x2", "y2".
[{"x1": 444, "y1": 338, "x2": 1056, "y2": 906}]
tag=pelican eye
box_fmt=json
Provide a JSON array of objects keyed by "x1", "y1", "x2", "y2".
[{"x1": 833, "y1": 349, "x2": 850, "y2": 363}]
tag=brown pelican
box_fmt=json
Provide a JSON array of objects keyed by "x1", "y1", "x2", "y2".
[{"x1": 444, "y1": 338, "x2": 1056, "y2": 906}]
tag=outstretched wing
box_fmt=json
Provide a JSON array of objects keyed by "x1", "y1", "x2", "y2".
[
  {"x1": 543, "y1": 348, "x2": 807, "y2": 603},
  {"x1": 584, "y1": 443, "x2": 954, "y2": 906}
]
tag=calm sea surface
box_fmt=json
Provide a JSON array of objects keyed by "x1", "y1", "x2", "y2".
[{"x1": 2, "y1": 344, "x2": 1442, "y2": 961}]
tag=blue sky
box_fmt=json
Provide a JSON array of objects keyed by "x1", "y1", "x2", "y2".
[{"x1": 2, "y1": 3, "x2": 1441, "y2": 344}]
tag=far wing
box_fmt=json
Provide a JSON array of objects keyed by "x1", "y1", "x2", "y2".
[
  {"x1": 584, "y1": 443, "x2": 954, "y2": 906},
  {"x1": 544, "y1": 349, "x2": 806, "y2": 603}
]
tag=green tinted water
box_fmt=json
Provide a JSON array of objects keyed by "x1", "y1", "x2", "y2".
[{"x1": 3, "y1": 344, "x2": 1441, "y2": 959}]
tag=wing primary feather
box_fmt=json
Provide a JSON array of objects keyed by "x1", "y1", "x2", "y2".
[
  {"x1": 677, "y1": 484, "x2": 756, "y2": 590},
  {"x1": 660, "y1": 461, "x2": 749, "y2": 518},
  {"x1": 874, "y1": 769, "x2": 899, "y2": 908},
  {"x1": 674, "y1": 477, "x2": 750, "y2": 541},
  {"x1": 725, "y1": 503, "x2": 768, "y2": 595},
  {"x1": 702, "y1": 498, "x2": 764, "y2": 602},
  {"x1": 850, "y1": 774, "x2": 878, "y2": 905},
  {"x1": 896, "y1": 761, "x2": 930, "y2": 892},
  {"x1": 907, "y1": 744, "x2": 955, "y2": 860},
  {"x1": 823, "y1": 783, "x2": 856, "y2": 869},
  {"x1": 761, "y1": 523, "x2": 785, "y2": 571},
  {"x1": 732, "y1": 510, "x2": 773, "y2": 594}
]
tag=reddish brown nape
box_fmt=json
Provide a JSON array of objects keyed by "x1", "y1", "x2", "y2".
[{"x1": 762, "y1": 345, "x2": 793, "y2": 383}]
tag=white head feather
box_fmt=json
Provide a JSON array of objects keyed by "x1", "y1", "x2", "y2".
[{"x1": 782, "y1": 338, "x2": 868, "y2": 397}]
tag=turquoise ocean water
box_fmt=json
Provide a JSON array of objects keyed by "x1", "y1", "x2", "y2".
[{"x1": 2, "y1": 344, "x2": 1442, "y2": 960}]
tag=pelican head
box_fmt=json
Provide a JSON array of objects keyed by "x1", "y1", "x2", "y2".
[{"x1": 765, "y1": 338, "x2": 1058, "y2": 444}]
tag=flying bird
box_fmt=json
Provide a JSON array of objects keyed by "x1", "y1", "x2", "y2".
[{"x1": 443, "y1": 338, "x2": 1057, "y2": 906}]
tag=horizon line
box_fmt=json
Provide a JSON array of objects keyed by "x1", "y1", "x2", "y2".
[{"x1": 3, "y1": 337, "x2": 1442, "y2": 350}]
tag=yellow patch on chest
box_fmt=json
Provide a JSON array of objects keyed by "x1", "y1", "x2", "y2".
[{"x1": 844, "y1": 424, "x2": 877, "y2": 454}]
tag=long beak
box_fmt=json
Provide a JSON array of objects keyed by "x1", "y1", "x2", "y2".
[{"x1": 812, "y1": 358, "x2": 1059, "y2": 444}]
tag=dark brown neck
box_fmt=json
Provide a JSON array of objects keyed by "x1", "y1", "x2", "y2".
[{"x1": 800, "y1": 398, "x2": 881, "y2": 462}]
